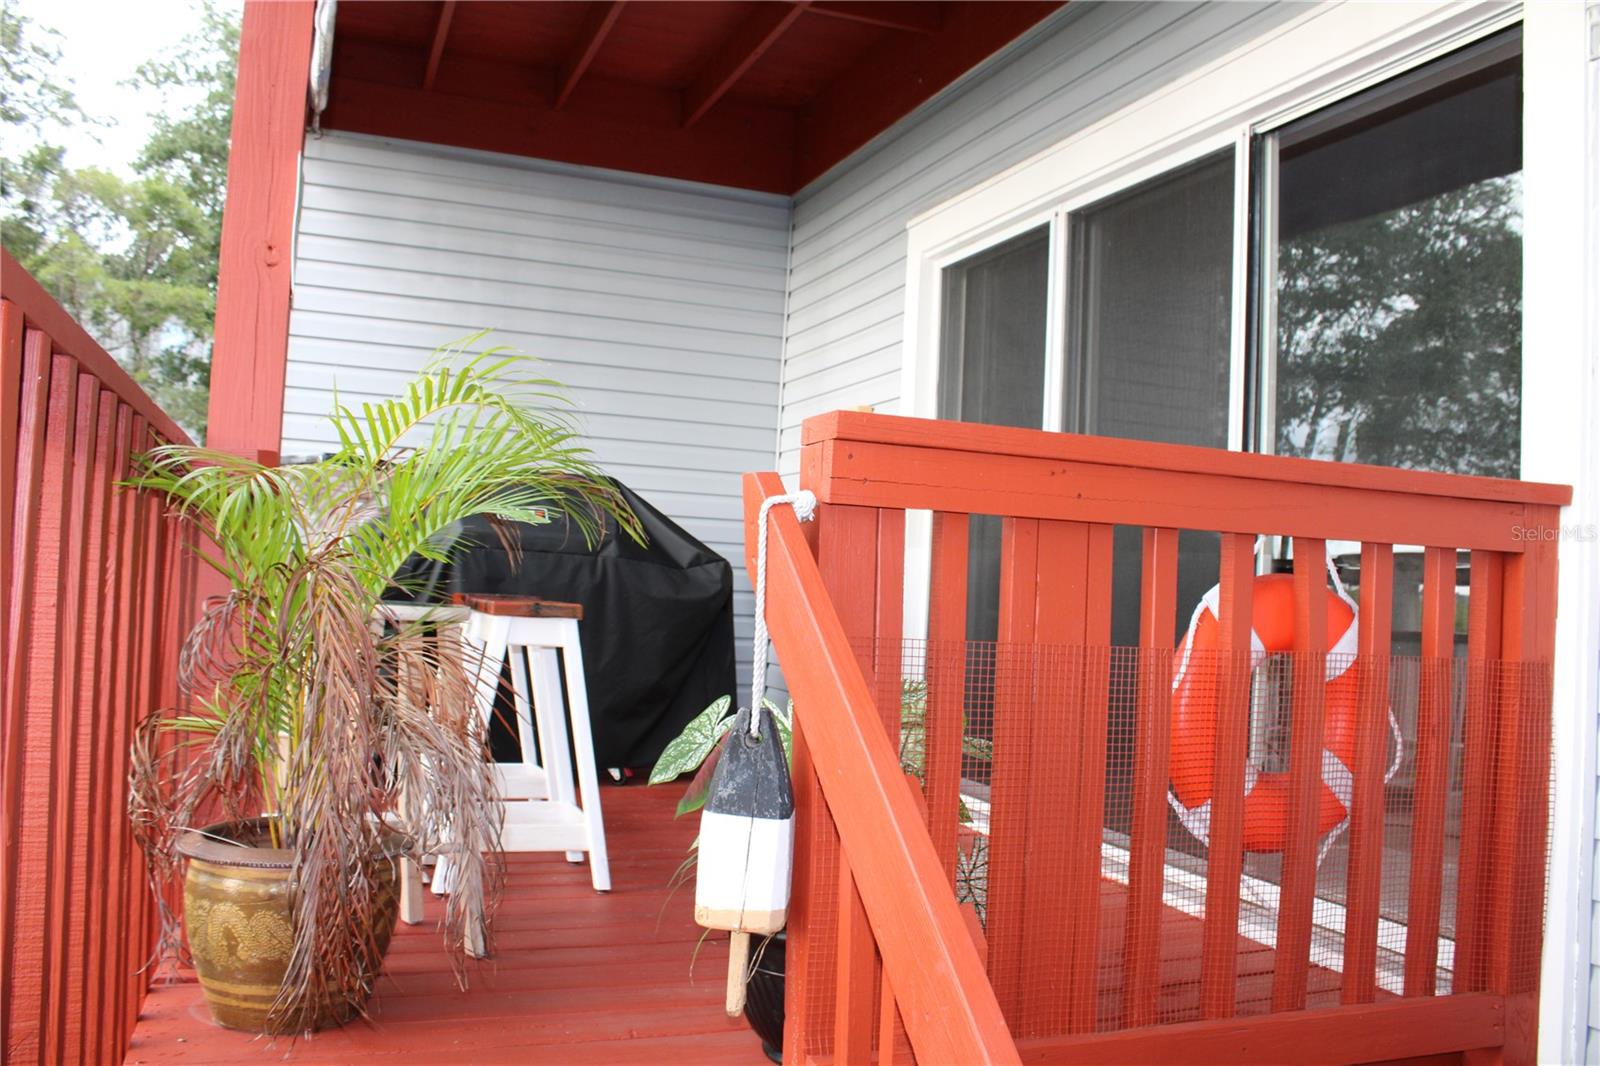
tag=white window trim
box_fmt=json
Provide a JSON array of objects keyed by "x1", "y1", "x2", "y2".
[{"x1": 899, "y1": 0, "x2": 1520, "y2": 644}]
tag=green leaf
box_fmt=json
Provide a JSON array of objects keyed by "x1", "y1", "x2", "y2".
[{"x1": 648, "y1": 695, "x2": 732, "y2": 784}]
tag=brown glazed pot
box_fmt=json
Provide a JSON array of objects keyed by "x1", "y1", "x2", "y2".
[{"x1": 177, "y1": 819, "x2": 402, "y2": 1034}]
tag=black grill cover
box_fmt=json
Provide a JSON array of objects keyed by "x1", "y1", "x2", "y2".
[{"x1": 389, "y1": 481, "x2": 736, "y2": 771}]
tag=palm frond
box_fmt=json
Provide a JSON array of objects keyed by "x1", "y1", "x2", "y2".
[{"x1": 129, "y1": 334, "x2": 638, "y2": 1032}]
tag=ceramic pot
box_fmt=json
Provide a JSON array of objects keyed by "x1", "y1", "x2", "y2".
[{"x1": 177, "y1": 818, "x2": 401, "y2": 1034}]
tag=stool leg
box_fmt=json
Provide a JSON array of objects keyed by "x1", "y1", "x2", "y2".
[
  {"x1": 398, "y1": 776, "x2": 425, "y2": 924},
  {"x1": 507, "y1": 645, "x2": 549, "y2": 801},
  {"x1": 529, "y1": 647, "x2": 582, "y2": 862},
  {"x1": 557, "y1": 623, "x2": 610, "y2": 892}
]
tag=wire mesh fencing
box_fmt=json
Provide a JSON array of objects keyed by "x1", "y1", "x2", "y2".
[{"x1": 789, "y1": 637, "x2": 1552, "y2": 1051}]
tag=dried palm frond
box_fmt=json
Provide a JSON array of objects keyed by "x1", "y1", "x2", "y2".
[{"x1": 128, "y1": 336, "x2": 638, "y2": 1032}]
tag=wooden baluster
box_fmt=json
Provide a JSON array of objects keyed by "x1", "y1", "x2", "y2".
[
  {"x1": 1066, "y1": 524, "x2": 1113, "y2": 1033},
  {"x1": 1342, "y1": 542, "x2": 1393, "y2": 1005},
  {"x1": 1272, "y1": 537, "x2": 1329, "y2": 1012},
  {"x1": 1123, "y1": 527, "x2": 1179, "y2": 1026},
  {"x1": 925, "y1": 512, "x2": 968, "y2": 882},
  {"x1": 60, "y1": 374, "x2": 105, "y2": 1062},
  {"x1": 1404, "y1": 546, "x2": 1455, "y2": 996},
  {"x1": 989, "y1": 516, "x2": 1039, "y2": 1027},
  {"x1": 94, "y1": 400, "x2": 134, "y2": 1062},
  {"x1": 1, "y1": 321, "x2": 50, "y2": 1063},
  {"x1": 876, "y1": 509, "x2": 905, "y2": 737},
  {"x1": 1201, "y1": 533, "x2": 1254, "y2": 1019},
  {"x1": 836, "y1": 857, "x2": 877, "y2": 1064},
  {"x1": 1453, "y1": 550, "x2": 1503, "y2": 994}
]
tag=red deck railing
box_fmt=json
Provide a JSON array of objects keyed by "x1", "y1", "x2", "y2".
[
  {"x1": 2, "y1": 250, "x2": 199, "y2": 1065},
  {"x1": 747, "y1": 410, "x2": 1568, "y2": 1065}
]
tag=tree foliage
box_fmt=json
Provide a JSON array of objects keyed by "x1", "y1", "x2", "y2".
[
  {"x1": 1274, "y1": 175, "x2": 1523, "y2": 479},
  {"x1": 1, "y1": 3, "x2": 237, "y2": 440}
]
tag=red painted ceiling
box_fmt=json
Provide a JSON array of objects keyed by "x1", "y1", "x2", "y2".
[{"x1": 319, "y1": 1, "x2": 1065, "y2": 195}]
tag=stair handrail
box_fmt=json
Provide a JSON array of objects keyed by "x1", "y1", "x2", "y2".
[{"x1": 743, "y1": 471, "x2": 1018, "y2": 1065}]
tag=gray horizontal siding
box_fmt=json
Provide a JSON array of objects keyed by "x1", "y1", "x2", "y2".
[
  {"x1": 285, "y1": 133, "x2": 790, "y2": 687},
  {"x1": 778, "y1": 0, "x2": 1298, "y2": 476}
]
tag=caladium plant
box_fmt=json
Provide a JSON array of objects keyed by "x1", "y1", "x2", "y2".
[{"x1": 649, "y1": 695, "x2": 792, "y2": 816}]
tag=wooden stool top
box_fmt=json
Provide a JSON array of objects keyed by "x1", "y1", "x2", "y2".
[{"x1": 452, "y1": 593, "x2": 584, "y2": 620}]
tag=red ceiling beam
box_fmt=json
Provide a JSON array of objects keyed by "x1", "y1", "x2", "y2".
[
  {"x1": 682, "y1": 0, "x2": 810, "y2": 128},
  {"x1": 794, "y1": 1, "x2": 1064, "y2": 188},
  {"x1": 556, "y1": 1, "x2": 626, "y2": 109},
  {"x1": 422, "y1": 0, "x2": 455, "y2": 91},
  {"x1": 808, "y1": 2, "x2": 943, "y2": 34}
]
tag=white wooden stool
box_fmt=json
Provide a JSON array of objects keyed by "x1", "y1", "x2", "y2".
[{"x1": 458, "y1": 594, "x2": 611, "y2": 894}]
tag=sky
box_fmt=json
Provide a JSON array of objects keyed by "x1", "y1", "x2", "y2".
[{"x1": 12, "y1": 0, "x2": 242, "y2": 174}]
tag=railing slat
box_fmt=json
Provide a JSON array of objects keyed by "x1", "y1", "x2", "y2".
[
  {"x1": 925, "y1": 511, "x2": 968, "y2": 881},
  {"x1": 1201, "y1": 533, "x2": 1255, "y2": 1020},
  {"x1": 58, "y1": 372, "x2": 102, "y2": 1063},
  {"x1": 91, "y1": 400, "x2": 133, "y2": 1066},
  {"x1": 875, "y1": 508, "x2": 905, "y2": 736},
  {"x1": 1272, "y1": 537, "x2": 1329, "y2": 1011},
  {"x1": 1067, "y1": 523, "x2": 1113, "y2": 1034},
  {"x1": 1453, "y1": 550, "x2": 1503, "y2": 995},
  {"x1": 991, "y1": 515, "x2": 1040, "y2": 1027},
  {"x1": 835, "y1": 862, "x2": 877, "y2": 1063},
  {"x1": 1404, "y1": 545, "x2": 1456, "y2": 996},
  {"x1": 2, "y1": 318, "x2": 51, "y2": 1065},
  {"x1": 1342, "y1": 542, "x2": 1393, "y2": 1005},
  {"x1": 1123, "y1": 527, "x2": 1179, "y2": 1026}
]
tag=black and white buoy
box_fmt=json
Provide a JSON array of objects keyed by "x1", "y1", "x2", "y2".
[{"x1": 694, "y1": 490, "x2": 814, "y2": 1016}]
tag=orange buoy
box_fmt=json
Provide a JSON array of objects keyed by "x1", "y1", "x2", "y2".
[{"x1": 1169, "y1": 571, "x2": 1365, "y2": 854}]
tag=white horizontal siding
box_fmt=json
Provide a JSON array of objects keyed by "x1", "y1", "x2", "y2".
[
  {"x1": 285, "y1": 132, "x2": 790, "y2": 692},
  {"x1": 778, "y1": 0, "x2": 1299, "y2": 475}
]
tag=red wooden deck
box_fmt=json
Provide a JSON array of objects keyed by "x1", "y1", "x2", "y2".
[
  {"x1": 126, "y1": 776, "x2": 1361, "y2": 1064},
  {"x1": 125, "y1": 783, "x2": 758, "y2": 1064}
]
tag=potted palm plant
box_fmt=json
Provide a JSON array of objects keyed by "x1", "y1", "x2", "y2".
[{"x1": 128, "y1": 338, "x2": 639, "y2": 1034}]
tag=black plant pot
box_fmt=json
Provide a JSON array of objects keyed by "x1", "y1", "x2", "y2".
[{"x1": 743, "y1": 931, "x2": 786, "y2": 1063}]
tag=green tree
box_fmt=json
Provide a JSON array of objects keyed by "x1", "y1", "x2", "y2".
[
  {"x1": 1, "y1": 3, "x2": 237, "y2": 441},
  {"x1": 1274, "y1": 174, "x2": 1523, "y2": 479}
]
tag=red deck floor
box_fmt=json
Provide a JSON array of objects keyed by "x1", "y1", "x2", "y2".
[
  {"x1": 126, "y1": 783, "x2": 759, "y2": 1064},
  {"x1": 127, "y1": 782, "x2": 1358, "y2": 1063}
]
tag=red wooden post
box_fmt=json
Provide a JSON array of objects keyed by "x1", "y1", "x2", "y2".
[
  {"x1": 1123, "y1": 526, "x2": 1179, "y2": 1026},
  {"x1": 1201, "y1": 533, "x2": 1255, "y2": 1020},
  {"x1": 1341, "y1": 541, "x2": 1393, "y2": 1005},
  {"x1": 990, "y1": 516, "x2": 1039, "y2": 1027},
  {"x1": 1272, "y1": 536, "x2": 1329, "y2": 1012},
  {"x1": 1404, "y1": 545, "x2": 1456, "y2": 996},
  {"x1": 1454, "y1": 550, "x2": 1504, "y2": 995},
  {"x1": 925, "y1": 511, "x2": 969, "y2": 880},
  {"x1": 1021, "y1": 519, "x2": 1088, "y2": 1036},
  {"x1": 206, "y1": 0, "x2": 314, "y2": 461}
]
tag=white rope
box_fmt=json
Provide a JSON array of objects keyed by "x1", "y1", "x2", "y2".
[{"x1": 749, "y1": 490, "x2": 818, "y2": 738}]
